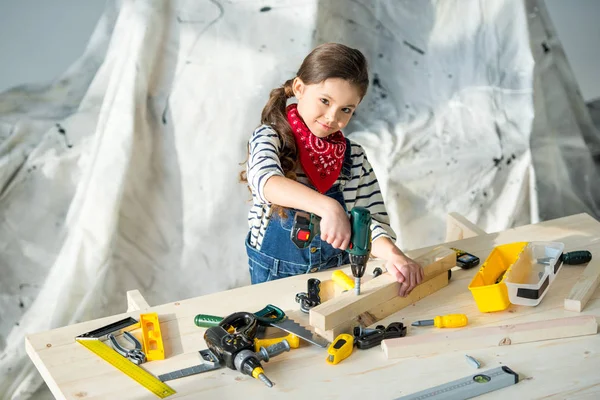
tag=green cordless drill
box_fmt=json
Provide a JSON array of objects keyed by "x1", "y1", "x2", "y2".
[{"x1": 291, "y1": 207, "x2": 372, "y2": 295}]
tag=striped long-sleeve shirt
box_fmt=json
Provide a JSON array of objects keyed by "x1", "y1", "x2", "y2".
[{"x1": 246, "y1": 124, "x2": 396, "y2": 250}]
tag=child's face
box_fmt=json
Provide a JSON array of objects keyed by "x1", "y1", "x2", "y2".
[{"x1": 293, "y1": 77, "x2": 362, "y2": 138}]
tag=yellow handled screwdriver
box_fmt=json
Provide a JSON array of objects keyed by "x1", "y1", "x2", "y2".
[{"x1": 411, "y1": 314, "x2": 468, "y2": 328}]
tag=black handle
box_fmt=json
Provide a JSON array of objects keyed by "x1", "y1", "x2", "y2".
[{"x1": 562, "y1": 251, "x2": 592, "y2": 265}]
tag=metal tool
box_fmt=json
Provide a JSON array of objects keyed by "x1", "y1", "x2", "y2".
[
  {"x1": 396, "y1": 366, "x2": 518, "y2": 399},
  {"x1": 290, "y1": 207, "x2": 372, "y2": 296},
  {"x1": 158, "y1": 349, "x2": 222, "y2": 382},
  {"x1": 412, "y1": 314, "x2": 468, "y2": 328},
  {"x1": 76, "y1": 316, "x2": 139, "y2": 340},
  {"x1": 108, "y1": 331, "x2": 146, "y2": 365},
  {"x1": 159, "y1": 341, "x2": 291, "y2": 383},
  {"x1": 194, "y1": 304, "x2": 329, "y2": 348},
  {"x1": 75, "y1": 318, "x2": 175, "y2": 398},
  {"x1": 465, "y1": 354, "x2": 481, "y2": 369},
  {"x1": 295, "y1": 278, "x2": 321, "y2": 313}
]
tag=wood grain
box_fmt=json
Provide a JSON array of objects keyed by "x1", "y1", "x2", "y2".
[
  {"x1": 309, "y1": 247, "x2": 456, "y2": 331},
  {"x1": 564, "y1": 259, "x2": 600, "y2": 312},
  {"x1": 382, "y1": 315, "x2": 598, "y2": 359}
]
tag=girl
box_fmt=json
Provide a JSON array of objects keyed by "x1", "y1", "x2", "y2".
[{"x1": 242, "y1": 43, "x2": 423, "y2": 297}]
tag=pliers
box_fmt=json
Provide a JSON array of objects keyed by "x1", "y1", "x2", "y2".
[{"x1": 108, "y1": 331, "x2": 146, "y2": 365}]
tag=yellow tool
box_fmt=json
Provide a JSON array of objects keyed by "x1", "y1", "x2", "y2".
[
  {"x1": 140, "y1": 313, "x2": 165, "y2": 361},
  {"x1": 76, "y1": 338, "x2": 175, "y2": 398},
  {"x1": 254, "y1": 333, "x2": 300, "y2": 352},
  {"x1": 326, "y1": 333, "x2": 354, "y2": 365},
  {"x1": 331, "y1": 270, "x2": 354, "y2": 291},
  {"x1": 411, "y1": 314, "x2": 468, "y2": 328}
]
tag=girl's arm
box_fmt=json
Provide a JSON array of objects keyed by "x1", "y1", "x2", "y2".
[
  {"x1": 349, "y1": 147, "x2": 423, "y2": 297},
  {"x1": 263, "y1": 176, "x2": 351, "y2": 250},
  {"x1": 246, "y1": 126, "x2": 351, "y2": 249},
  {"x1": 371, "y1": 236, "x2": 424, "y2": 297}
]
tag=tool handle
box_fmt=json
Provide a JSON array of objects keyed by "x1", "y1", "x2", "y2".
[
  {"x1": 257, "y1": 340, "x2": 292, "y2": 362},
  {"x1": 254, "y1": 334, "x2": 300, "y2": 352},
  {"x1": 434, "y1": 314, "x2": 468, "y2": 328},
  {"x1": 253, "y1": 304, "x2": 286, "y2": 325},
  {"x1": 194, "y1": 314, "x2": 224, "y2": 328},
  {"x1": 562, "y1": 251, "x2": 592, "y2": 265},
  {"x1": 331, "y1": 270, "x2": 354, "y2": 290}
]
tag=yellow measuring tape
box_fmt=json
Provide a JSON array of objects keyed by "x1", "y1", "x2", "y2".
[{"x1": 76, "y1": 338, "x2": 176, "y2": 398}]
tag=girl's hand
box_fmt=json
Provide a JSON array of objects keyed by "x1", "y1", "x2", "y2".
[
  {"x1": 386, "y1": 255, "x2": 424, "y2": 297},
  {"x1": 318, "y1": 201, "x2": 351, "y2": 250}
]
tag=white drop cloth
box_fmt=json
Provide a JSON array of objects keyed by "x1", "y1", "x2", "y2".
[{"x1": 0, "y1": 1, "x2": 598, "y2": 398}]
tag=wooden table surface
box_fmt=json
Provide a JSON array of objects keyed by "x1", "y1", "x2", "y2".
[{"x1": 26, "y1": 213, "x2": 600, "y2": 399}]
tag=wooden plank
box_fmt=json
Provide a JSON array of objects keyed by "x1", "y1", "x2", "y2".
[
  {"x1": 309, "y1": 247, "x2": 456, "y2": 331},
  {"x1": 445, "y1": 212, "x2": 487, "y2": 242},
  {"x1": 381, "y1": 315, "x2": 598, "y2": 359},
  {"x1": 314, "y1": 271, "x2": 449, "y2": 341},
  {"x1": 126, "y1": 289, "x2": 151, "y2": 312},
  {"x1": 564, "y1": 259, "x2": 600, "y2": 312}
]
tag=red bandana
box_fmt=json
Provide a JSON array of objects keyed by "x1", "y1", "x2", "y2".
[{"x1": 286, "y1": 104, "x2": 346, "y2": 194}]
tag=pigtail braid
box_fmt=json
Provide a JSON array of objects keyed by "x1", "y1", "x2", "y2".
[
  {"x1": 240, "y1": 79, "x2": 299, "y2": 214},
  {"x1": 260, "y1": 79, "x2": 298, "y2": 183}
]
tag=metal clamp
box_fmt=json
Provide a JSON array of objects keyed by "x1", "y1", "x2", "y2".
[
  {"x1": 354, "y1": 322, "x2": 407, "y2": 350},
  {"x1": 108, "y1": 331, "x2": 146, "y2": 365},
  {"x1": 295, "y1": 278, "x2": 321, "y2": 313}
]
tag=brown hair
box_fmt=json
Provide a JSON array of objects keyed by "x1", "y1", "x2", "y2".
[{"x1": 241, "y1": 43, "x2": 369, "y2": 207}]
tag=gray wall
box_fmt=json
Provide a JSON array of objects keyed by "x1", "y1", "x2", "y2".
[
  {"x1": 0, "y1": 0, "x2": 598, "y2": 100},
  {"x1": 0, "y1": 0, "x2": 106, "y2": 93},
  {"x1": 544, "y1": 0, "x2": 600, "y2": 102}
]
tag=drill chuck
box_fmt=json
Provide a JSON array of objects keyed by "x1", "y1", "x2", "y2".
[
  {"x1": 354, "y1": 277, "x2": 361, "y2": 296},
  {"x1": 234, "y1": 349, "x2": 274, "y2": 388}
]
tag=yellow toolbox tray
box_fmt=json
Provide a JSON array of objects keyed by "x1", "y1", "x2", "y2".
[{"x1": 468, "y1": 241, "x2": 564, "y2": 312}]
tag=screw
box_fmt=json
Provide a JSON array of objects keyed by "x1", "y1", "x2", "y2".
[
  {"x1": 373, "y1": 267, "x2": 383, "y2": 277},
  {"x1": 258, "y1": 372, "x2": 274, "y2": 387}
]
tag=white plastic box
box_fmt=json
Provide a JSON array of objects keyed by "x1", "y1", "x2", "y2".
[{"x1": 504, "y1": 241, "x2": 565, "y2": 306}]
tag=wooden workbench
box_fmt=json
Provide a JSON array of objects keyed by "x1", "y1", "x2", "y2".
[{"x1": 26, "y1": 213, "x2": 600, "y2": 399}]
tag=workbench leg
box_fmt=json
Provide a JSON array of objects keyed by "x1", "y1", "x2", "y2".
[{"x1": 126, "y1": 289, "x2": 151, "y2": 312}]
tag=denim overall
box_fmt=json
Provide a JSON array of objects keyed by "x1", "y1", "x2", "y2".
[{"x1": 246, "y1": 139, "x2": 352, "y2": 284}]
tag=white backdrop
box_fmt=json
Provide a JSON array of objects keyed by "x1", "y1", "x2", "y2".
[{"x1": 0, "y1": 0, "x2": 597, "y2": 398}]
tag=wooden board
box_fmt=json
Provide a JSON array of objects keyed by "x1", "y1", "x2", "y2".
[
  {"x1": 445, "y1": 212, "x2": 487, "y2": 242},
  {"x1": 314, "y1": 271, "x2": 449, "y2": 341},
  {"x1": 564, "y1": 259, "x2": 600, "y2": 312},
  {"x1": 24, "y1": 213, "x2": 600, "y2": 400},
  {"x1": 381, "y1": 315, "x2": 598, "y2": 359},
  {"x1": 309, "y1": 247, "x2": 456, "y2": 331}
]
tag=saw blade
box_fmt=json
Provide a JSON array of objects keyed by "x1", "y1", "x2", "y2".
[{"x1": 270, "y1": 319, "x2": 330, "y2": 348}]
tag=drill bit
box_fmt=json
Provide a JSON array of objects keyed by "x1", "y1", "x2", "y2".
[
  {"x1": 257, "y1": 372, "x2": 273, "y2": 387},
  {"x1": 354, "y1": 277, "x2": 361, "y2": 296}
]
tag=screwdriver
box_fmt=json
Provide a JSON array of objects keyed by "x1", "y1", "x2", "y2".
[{"x1": 411, "y1": 314, "x2": 468, "y2": 328}]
